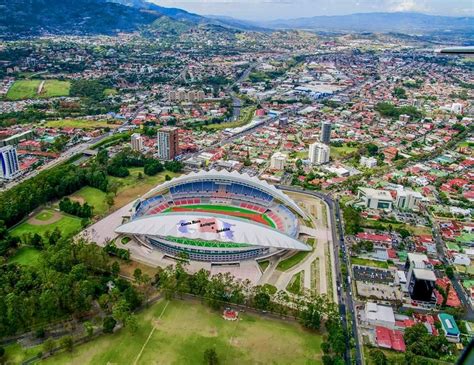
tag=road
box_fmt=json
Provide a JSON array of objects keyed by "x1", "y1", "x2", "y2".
[
  {"x1": 1, "y1": 105, "x2": 144, "y2": 192},
  {"x1": 431, "y1": 219, "x2": 474, "y2": 320},
  {"x1": 277, "y1": 186, "x2": 363, "y2": 365}
]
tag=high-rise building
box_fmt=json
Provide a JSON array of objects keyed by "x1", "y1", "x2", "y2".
[
  {"x1": 131, "y1": 133, "x2": 143, "y2": 152},
  {"x1": 157, "y1": 127, "x2": 179, "y2": 161},
  {"x1": 0, "y1": 145, "x2": 20, "y2": 180},
  {"x1": 309, "y1": 142, "x2": 330, "y2": 165},
  {"x1": 320, "y1": 121, "x2": 332, "y2": 144},
  {"x1": 270, "y1": 152, "x2": 287, "y2": 170},
  {"x1": 405, "y1": 253, "x2": 436, "y2": 302}
]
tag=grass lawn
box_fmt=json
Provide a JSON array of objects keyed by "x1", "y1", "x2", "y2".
[
  {"x1": 6, "y1": 79, "x2": 70, "y2": 100},
  {"x1": 4, "y1": 343, "x2": 44, "y2": 364},
  {"x1": 10, "y1": 209, "x2": 82, "y2": 239},
  {"x1": 330, "y1": 144, "x2": 358, "y2": 159},
  {"x1": 8, "y1": 247, "x2": 42, "y2": 267},
  {"x1": 110, "y1": 168, "x2": 181, "y2": 209},
  {"x1": 351, "y1": 257, "x2": 389, "y2": 269},
  {"x1": 36, "y1": 210, "x2": 54, "y2": 221},
  {"x1": 41, "y1": 80, "x2": 71, "y2": 98},
  {"x1": 258, "y1": 260, "x2": 269, "y2": 272},
  {"x1": 204, "y1": 106, "x2": 256, "y2": 131},
  {"x1": 42, "y1": 299, "x2": 323, "y2": 365},
  {"x1": 44, "y1": 119, "x2": 119, "y2": 130},
  {"x1": 277, "y1": 251, "x2": 310, "y2": 271},
  {"x1": 70, "y1": 186, "x2": 108, "y2": 216},
  {"x1": 287, "y1": 271, "x2": 303, "y2": 295}
]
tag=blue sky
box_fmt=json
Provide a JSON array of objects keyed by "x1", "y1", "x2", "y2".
[{"x1": 152, "y1": 0, "x2": 474, "y2": 20}]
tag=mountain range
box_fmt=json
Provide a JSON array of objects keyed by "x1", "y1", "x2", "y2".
[{"x1": 0, "y1": 0, "x2": 472, "y2": 37}]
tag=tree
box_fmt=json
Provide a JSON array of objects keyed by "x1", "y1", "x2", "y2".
[
  {"x1": 203, "y1": 348, "x2": 219, "y2": 365},
  {"x1": 84, "y1": 321, "x2": 94, "y2": 337},
  {"x1": 106, "y1": 193, "x2": 115, "y2": 208},
  {"x1": 446, "y1": 266, "x2": 455, "y2": 279},
  {"x1": 144, "y1": 159, "x2": 163, "y2": 176},
  {"x1": 111, "y1": 261, "x2": 120, "y2": 277},
  {"x1": 60, "y1": 336, "x2": 74, "y2": 352},
  {"x1": 103, "y1": 316, "x2": 117, "y2": 334},
  {"x1": 253, "y1": 288, "x2": 271, "y2": 311},
  {"x1": 369, "y1": 349, "x2": 388, "y2": 365},
  {"x1": 43, "y1": 338, "x2": 55, "y2": 355},
  {"x1": 299, "y1": 302, "x2": 322, "y2": 330}
]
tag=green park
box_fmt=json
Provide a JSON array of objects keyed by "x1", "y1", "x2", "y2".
[{"x1": 6, "y1": 79, "x2": 70, "y2": 100}]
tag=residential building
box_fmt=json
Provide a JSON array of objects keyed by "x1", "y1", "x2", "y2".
[
  {"x1": 270, "y1": 152, "x2": 287, "y2": 170},
  {"x1": 357, "y1": 187, "x2": 394, "y2": 210},
  {"x1": 320, "y1": 121, "x2": 332, "y2": 144},
  {"x1": 360, "y1": 156, "x2": 377, "y2": 168},
  {"x1": 157, "y1": 127, "x2": 179, "y2": 161},
  {"x1": 0, "y1": 145, "x2": 20, "y2": 180},
  {"x1": 309, "y1": 142, "x2": 330, "y2": 165},
  {"x1": 131, "y1": 133, "x2": 143, "y2": 152}
]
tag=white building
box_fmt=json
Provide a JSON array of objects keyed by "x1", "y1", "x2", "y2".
[
  {"x1": 131, "y1": 133, "x2": 143, "y2": 152},
  {"x1": 270, "y1": 152, "x2": 287, "y2": 170},
  {"x1": 364, "y1": 302, "x2": 396, "y2": 329},
  {"x1": 360, "y1": 156, "x2": 377, "y2": 168},
  {"x1": 309, "y1": 142, "x2": 330, "y2": 165},
  {"x1": 395, "y1": 189, "x2": 423, "y2": 211},
  {"x1": 0, "y1": 145, "x2": 20, "y2": 180},
  {"x1": 357, "y1": 187, "x2": 394, "y2": 210}
]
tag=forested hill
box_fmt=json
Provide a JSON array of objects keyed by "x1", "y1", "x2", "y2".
[{"x1": 1, "y1": 0, "x2": 160, "y2": 37}]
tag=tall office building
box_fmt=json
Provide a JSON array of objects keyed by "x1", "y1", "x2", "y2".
[
  {"x1": 131, "y1": 133, "x2": 143, "y2": 152},
  {"x1": 405, "y1": 253, "x2": 436, "y2": 302},
  {"x1": 320, "y1": 121, "x2": 332, "y2": 144},
  {"x1": 309, "y1": 142, "x2": 330, "y2": 165},
  {"x1": 0, "y1": 145, "x2": 20, "y2": 180},
  {"x1": 157, "y1": 127, "x2": 179, "y2": 161}
]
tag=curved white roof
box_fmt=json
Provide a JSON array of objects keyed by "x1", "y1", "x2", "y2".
[
  {"x1": 116, "y1": 212, "x2": 311, "y2": 251},
  {"x1": 142, "y1": 169, "x2": 307, "y2": 218}
]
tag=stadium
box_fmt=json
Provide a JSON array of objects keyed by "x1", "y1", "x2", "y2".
[{"x1": 116, "y1": 170, "x2": 311, "y2": 263}]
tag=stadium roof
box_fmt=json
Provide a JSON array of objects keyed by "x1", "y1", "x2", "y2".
[
  {"x1": 142, "y1": 169, "x2": 308, "y2": 218},
  {"x1": 116, "y1": 212, "x2": 311, "y2": 251}
]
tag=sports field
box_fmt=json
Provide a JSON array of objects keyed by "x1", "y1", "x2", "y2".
[
  {"x1": 9, "y1": 209, "x2": 82, "y2": 239},
  {"x1": 44, "y1": 119, "x2": 120, "y2": 130},
  {"x1": 165, "y1": 204, "x2": 276, "y2": 228},
  {"x1": 42, "y1": 299, "x2": 323, "y2": 365},
  {"x1": 6, "y1": 79, "x2": 70, "y2": 100}
]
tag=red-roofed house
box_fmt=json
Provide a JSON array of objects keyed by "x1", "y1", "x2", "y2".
[{"x1": 375, "y1": 326, "x2": 406, "y2": 352}]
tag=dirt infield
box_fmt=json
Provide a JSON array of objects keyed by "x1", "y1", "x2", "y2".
[
  {"x1": 29, "y1": 210, "x2": 62, "y2": 226},
  {"x1": 170, "y1": 206, "x2": 271, "y2": 226}
]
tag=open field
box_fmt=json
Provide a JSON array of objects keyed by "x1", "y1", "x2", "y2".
[
  {"x1": 10, "y1": 209, "x2": 83, "y2": 239},
  {"x1": 277, "y1": 251, "x2": 310, "y2": 271},
  {"x1": 110, "y1": 168, "x2": 181, "y2": 209},
  {"x1": 330, "y1": 144, "x2": 358, "y2": 159},
  {"x1": 44, "y1": 119, "x2": 120, "y2": 130},
  {"x1": 8, "y1": 246, "x2": 42, "y2": 267},
  {"x1": 351, "y1": 257, "x2": 389, "y2": 269},
  {"x1": 6, "y1": 79, "x2": 70, "y2": 100},
  {"x1": 204, "y1": 106, "x2": 256, "y2": 131},
  {"x1": 42, "y1": 299, "x2": 323, "y2": 365},
  {"x1": 361, "y1": 219, "x2": 431, "y2": 236},
  {"x1": 70, "y1": 186, "x2": 108, "y2": 216}
]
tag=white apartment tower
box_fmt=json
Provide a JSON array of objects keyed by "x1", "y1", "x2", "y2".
[
  {"x1": 131, "y1": 133, "x2": 143, "y2": 152},
  {"x1": 309, "y1": 142, "x2": 330, "y2": 165}
]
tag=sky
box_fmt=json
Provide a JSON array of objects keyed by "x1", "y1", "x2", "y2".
[{"x1": 152, "y1": 0, "x2": 474, "y2": 21}]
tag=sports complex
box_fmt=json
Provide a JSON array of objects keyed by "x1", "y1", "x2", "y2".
[{"x1": 116, "y1": 170, "x2": 312, "y2": 263}]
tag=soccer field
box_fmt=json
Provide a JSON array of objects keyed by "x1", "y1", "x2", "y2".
[
  {"x1": 42, "y1": 299, "x2": 323, "y2": 365},
  {"x1": 6, "y1": 79, "x2": 70, "y2": 100},
  {"x1": 166, "y1": 204, "x2": 276, "y2": 228}
]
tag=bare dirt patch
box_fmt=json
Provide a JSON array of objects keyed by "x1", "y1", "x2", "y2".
[{"x1": 70, "y1": 196, "x2": 86, "y2": 204}]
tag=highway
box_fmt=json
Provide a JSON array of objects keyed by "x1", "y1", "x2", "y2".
[{"x1": 277, "y1": 186, "x2": 363, "y2": 365}]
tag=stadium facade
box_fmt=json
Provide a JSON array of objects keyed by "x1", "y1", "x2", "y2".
[{"x1": 116, "y1": 170, "x2": 311, "y2": 263}]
